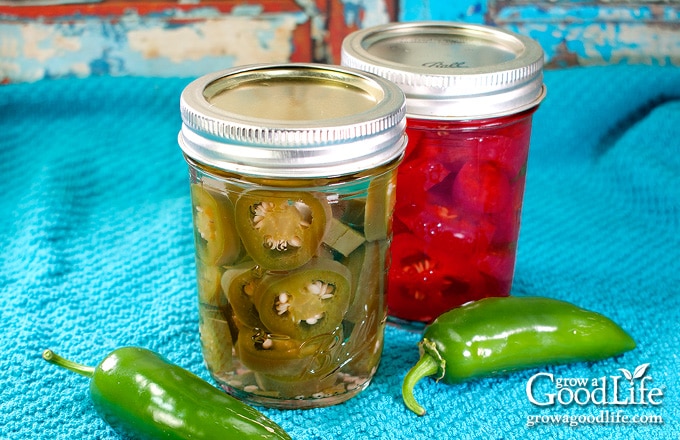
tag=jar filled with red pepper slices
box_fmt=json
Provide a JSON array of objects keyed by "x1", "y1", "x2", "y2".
[
  {"x1": 178, "y1": 64, "x2": 407, "y2": 408},
  {"x1": 342, "y1": 22, "x2": 546, "y2": 327}
]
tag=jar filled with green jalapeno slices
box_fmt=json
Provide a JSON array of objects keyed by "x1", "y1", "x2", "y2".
[{"x1": 178, "y1": 64, "x2": 407, "y2": 409}]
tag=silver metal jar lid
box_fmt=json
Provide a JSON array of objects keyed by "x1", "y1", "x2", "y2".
[
  {"x1": 178, "y1": 63, "x2": 407, "y2": 178},
  {"x1": 341, "y1": 22, "x2": 546, "y2": 120}
]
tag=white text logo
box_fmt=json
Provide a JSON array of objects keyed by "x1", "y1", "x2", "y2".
[{"x1": 526, "y1": 363, "x2": 664, "y2": 407}]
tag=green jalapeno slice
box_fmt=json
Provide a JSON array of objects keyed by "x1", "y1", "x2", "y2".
[
  {"x1": 236, "y1": 328, "x2": 342, "y2": 378},
  {"x1": 191, "y1": 184, "x2": 242, "y2": 266},
  {"x1": 364, "y1": 171, "x2": 397, "y2": 242},
  {"x1": 343, "y1": 241, "x2": 384, "y2": 323},
  {"x1": 339, "y1": 242, "x2": 387, "y2": 374},
  {"x1": 253, "y1": 371, "x2": 341, "y2": 400},
  {"x1": 223, "y1": 263, "x2": 264, "y2": 329},
  {"x1": 199, "y1": 307, "x2": 234, "y2": 376},
  {"x1": 235, "y1": 190, "x2": 329, "y2": 271},
  {"x1": 250, "y1": 329, "x2": 344, "y2": 398},
  {"x1": 255, "y1": 258, "x2": 351, "y2": 340},
  {"x1": 196, "y1": 260, "x2": 226, "y2": 307}
]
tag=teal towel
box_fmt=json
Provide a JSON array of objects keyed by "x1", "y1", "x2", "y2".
[{"x1": 1, "y1": 65, "x2": 678, "y2": 439}]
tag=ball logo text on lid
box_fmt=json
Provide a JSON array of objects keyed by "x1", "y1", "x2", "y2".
[{"x1": 341, "y1": 22, "x2": 547, "y2": 119}]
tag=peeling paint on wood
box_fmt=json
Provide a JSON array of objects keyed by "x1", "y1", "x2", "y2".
[
  {"x1": 489, "y1": 0, "x2": 680, "y2": 68},
  {"x1": 0, "y1": 7, "x2": 310, "y2": 82},
  {"x1": 400, "y1": 0, "x2": 680, "y2": 69},
  {"x1": 2, "y1": 0, "x2": 677, "y2": 83},
  {"x1": 0, "y1": 0, "x2": 396, "y2": 83},
  {"x1": 126, "y1": 15, "x2": 304, "y2": 64}
]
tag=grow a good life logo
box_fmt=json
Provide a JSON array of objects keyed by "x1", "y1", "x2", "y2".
[
  {"x1": 527, "y1": 363, "x2": 664, "y2": 406},
  {"x1": 524, "y1": 363, "x2": 665, "y2": 427}
]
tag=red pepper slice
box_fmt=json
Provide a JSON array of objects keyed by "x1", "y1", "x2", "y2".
[
  {"x1": 387, "y1": 233, "x2": 485, "y2": 322},
  {"x1": 451, "y1": 161, "x2": 512, "y2": 215},
  {"x1": 403, "y1": 204, "x2": 495, "y2": 259}
]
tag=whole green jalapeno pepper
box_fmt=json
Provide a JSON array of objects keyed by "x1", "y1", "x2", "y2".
[
  {"x1": 42, "y1": 347, "x2": 291, "y2": 440},
  {"x1": 402, "y1": 296, "x2": 636, "y2": 416}
]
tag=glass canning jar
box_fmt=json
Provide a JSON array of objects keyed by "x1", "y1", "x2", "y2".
[
  {"x1": 342, "y1": 22, "x2": 547, "y2": 327},
  {"x1": 178, "y1": 63, "x2": 406, "y2": 408}
]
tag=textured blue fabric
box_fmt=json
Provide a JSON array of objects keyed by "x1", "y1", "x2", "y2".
[{"x1": 1, "y1": 65, "x2": 679, "y2": 439}]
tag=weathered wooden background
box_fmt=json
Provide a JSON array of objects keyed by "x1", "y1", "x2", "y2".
[
  {"x1": 411, "y1": 0, "x2": 680, "y2": 69},
  {"x1": 0, "y1": 0, "x2": 678, "y2": 83}
]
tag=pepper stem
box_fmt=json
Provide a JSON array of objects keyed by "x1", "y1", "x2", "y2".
[
  {"x1": 401, "y1": 353, "x2": 440, "y2": 416},
  {"x1": 42, "y1": 349, "x2": 95, "y2": 378}
]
